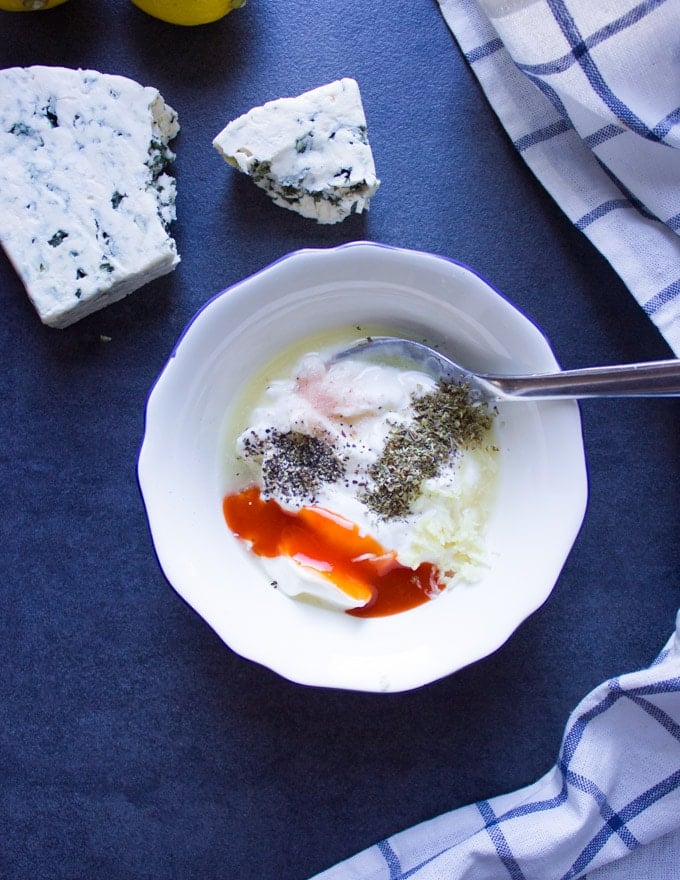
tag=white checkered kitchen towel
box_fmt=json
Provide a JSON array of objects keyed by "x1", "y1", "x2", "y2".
[
  {"x1": 309, "y1": 610, "x2": 680, "y2": 879},
  {"x1": 437, "y1": 0, "x2": 680, "y2": 356}
]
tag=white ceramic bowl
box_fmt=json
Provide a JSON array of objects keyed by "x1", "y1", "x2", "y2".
[{"x1": 138, "y1": 242, "x2": 587, "y2": 692}]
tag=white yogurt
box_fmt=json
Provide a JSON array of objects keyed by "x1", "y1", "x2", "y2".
[{"x1": 230, "y1": 345, "x2": 498, "y2": 610}]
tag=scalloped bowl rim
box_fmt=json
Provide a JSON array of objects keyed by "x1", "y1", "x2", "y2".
[{"x1": 138, "y1": 241, "x2": 588, "y2": 692}]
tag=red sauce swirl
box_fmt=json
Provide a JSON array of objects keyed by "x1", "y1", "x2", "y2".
[{"x1": 223, "y1": 486, "x2": 443, "y2": 618}]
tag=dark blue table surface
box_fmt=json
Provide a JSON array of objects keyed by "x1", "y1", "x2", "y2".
[{"x1": 1, "y1": 2, "x2": 678, "y2": 878}]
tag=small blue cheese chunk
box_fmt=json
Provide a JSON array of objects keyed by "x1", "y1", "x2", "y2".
[
  {"x1": 0, "y1": 66, "x2": 180, "y2": 328},
  {"x1": 213, "y1": 78, "x2": 380, "y2": 225}
]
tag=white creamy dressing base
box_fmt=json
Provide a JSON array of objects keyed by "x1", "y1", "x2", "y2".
[{"x1": 227, "y1": 338, "x2": 498, "y2": 611}]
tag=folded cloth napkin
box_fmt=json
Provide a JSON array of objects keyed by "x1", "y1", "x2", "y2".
[
  {"x1": 437, "y1": 0, "x2": 680, "y2": 356},
  {"x1": 309, "y1": 609, "x2": 680, "y2": 879}
]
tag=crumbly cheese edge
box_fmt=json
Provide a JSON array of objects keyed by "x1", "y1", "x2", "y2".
[
  {"x1": 212, "y1": 78, "x2": 380, "y2": 225},
  {"x1": 0, "y1": 66, "x2": 180, "y2": 327}
]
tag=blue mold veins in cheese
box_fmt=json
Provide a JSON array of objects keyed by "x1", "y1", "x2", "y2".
[
  {"x1": 212, "y1": 78, "x2": 380, "y2": 225},
  {"x1": 0, "y1": 66, "x2": 180, "y2": 328}
]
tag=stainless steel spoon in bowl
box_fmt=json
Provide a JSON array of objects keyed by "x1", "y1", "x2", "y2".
[{"x1": 334, "y1": 336, "x2": 680, "y2": 402}]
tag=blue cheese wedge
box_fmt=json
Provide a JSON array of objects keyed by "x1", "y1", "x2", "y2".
[
  {"x1": 0, "y1": 66, "x2": 180, "y2": 328},
  {"x1": 212, "y1": 78, "x2": 380, "y2": 225}
]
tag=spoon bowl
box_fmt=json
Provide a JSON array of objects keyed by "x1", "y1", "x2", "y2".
[{"x1": 335, "y1": 336, "x2": 680, "y2": 401}]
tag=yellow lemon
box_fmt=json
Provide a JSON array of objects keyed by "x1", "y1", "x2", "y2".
[
  {"x1": 131, "y1": 0, "x2": 246, "y2": 26},
  {"x1": 0, "y1": 0, "x2": 69, "y2": 9}
]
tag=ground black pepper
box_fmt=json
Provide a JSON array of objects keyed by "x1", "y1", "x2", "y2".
[{"x1": 241, "y1": 428, "x2": 345, "y2": 504}]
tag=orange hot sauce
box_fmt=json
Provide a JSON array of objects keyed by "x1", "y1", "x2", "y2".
[{"x1": 223, "y1": 486, "x2": 443, "y2": 618}]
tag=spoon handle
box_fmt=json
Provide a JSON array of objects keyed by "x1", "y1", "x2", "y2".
[{"x1": 485, "y1": 359, "x2": 680, "y2": 399}]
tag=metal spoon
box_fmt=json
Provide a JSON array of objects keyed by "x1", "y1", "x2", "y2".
[{"x1": 334, "y1": 336, "x2": 680, "y2": 401}]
